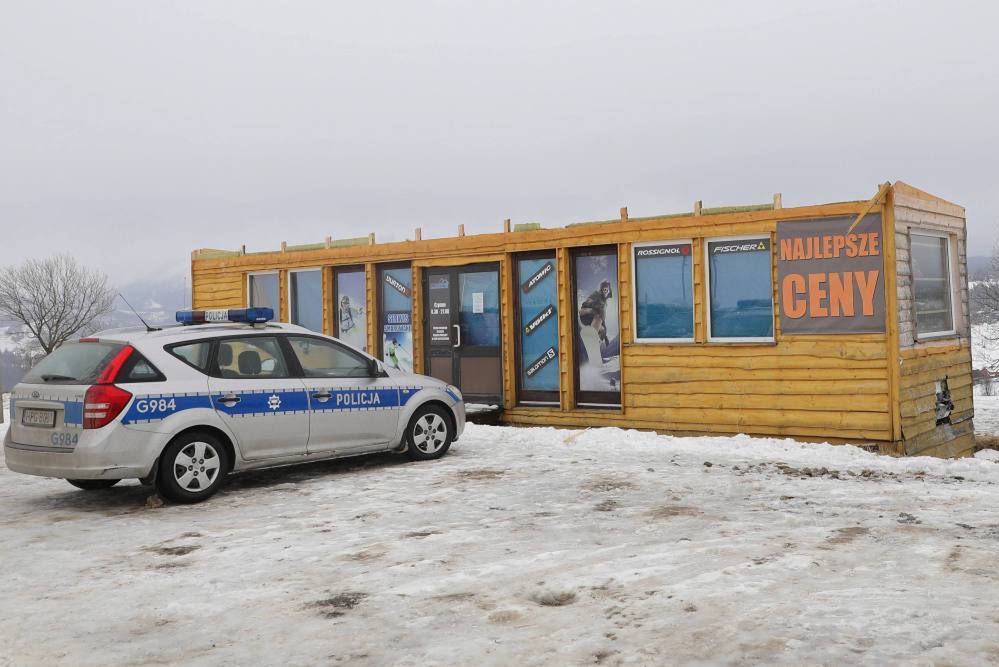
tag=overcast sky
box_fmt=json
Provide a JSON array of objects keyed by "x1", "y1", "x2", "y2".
[{"x1": 2, "y1": 0, "x2": 997, "y2": 284}]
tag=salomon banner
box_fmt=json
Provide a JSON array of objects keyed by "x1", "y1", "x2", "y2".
[
  {"x1": 776, "y1": 214, "x2": 885, "y2": 334},
  {"x1": 518, "y1": 256, "x2": 559, "y2": 393}
]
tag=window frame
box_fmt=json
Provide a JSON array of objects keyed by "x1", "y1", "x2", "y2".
[
  {"x1": 284, "y1": 333, "x2": 374, "y2": 379},
  {"x1": 287, "y1": 267, "x2": 324, "y2": 332},
  {"x1": 207, "y1": 334, "x2": 294, "y2": 380},
  {"x1": 570, "y1": 244, "x2": 622, "y2": 409},
  {"x1": 910, "y1": 229, "x2": 958, "y2": 340},
  {"x1": 513, "y1": 249, "x2": 561, "y2": 406},
  {"x1": 630, "y1": 238, "x2": 696, "y2": 344},
  {"x1": 246, "y1": 270, "x2": 281, "y2": 313},
  {"x1": 331, "y1": 264, "x2": 367, "y2": 340},
  {"x1": 165, "y1": 340, "x2": 214, "y2": 375},
  {"x1": 704, "y1": 233, "x2": 776, "y2": 344}
]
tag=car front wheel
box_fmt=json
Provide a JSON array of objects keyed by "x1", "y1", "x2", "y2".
[
  {"x1": 156, "y1": 432, "x2": 229, "y2": 503},
  {"x1": 405, "y1": 405, "x2": 454, "y2": 461}
]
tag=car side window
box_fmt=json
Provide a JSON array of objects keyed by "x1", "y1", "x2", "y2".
[
  {"x1": 216, "y1": 337, "x2": 290, "y2": 379},
  {"x1": 168, "y1": 341, "x2": 212, "y2": 372},
  {"x1": 288, "y1": 336, "x2": 371, "y2": 378},
  {"x1": 120, "y1": 352, "x2": 166, "y2": 382}
]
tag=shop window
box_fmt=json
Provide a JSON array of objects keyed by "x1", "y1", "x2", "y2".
[
  {"x1": 334, "y1": 267, "x2": 367, "y2": 353},
  {"x1": 515, "y1": 252, "x2": 560, "y2": 404},
  {"x1": 379, "y1": 264, "x2": 413, "y2": 373},
  {"x1": 289, "y1": 269, "x2": 323, "y2": 332},
  {"x1": 632, "y1": 241, "x2": 694, "y2": 342},
  {"x1": 572, "y1": 246, "x2": 621, "y2": 407},
  {"x1": 706, "y1": 237, "x2": 774, "y2": 341},
  {"x1": 911, "y1": 233, "x2": 955, "y2": 337},
  {"x1": 248, "y1": 272, "x2": 279, "y2": 313}
]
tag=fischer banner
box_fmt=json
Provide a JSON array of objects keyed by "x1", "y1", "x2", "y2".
[{"x1": 776, "y1": 213, "x2": 886, "y2": 334}]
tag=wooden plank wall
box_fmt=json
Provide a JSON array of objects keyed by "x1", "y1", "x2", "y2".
[
  {"x1": 189, "y1": 196, "x2": 940, "y2": 449},
  {"x1": 892, "y1": 182, "x2": 975, "y2": 457}
]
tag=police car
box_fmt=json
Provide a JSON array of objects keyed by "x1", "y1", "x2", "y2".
[{"x1": 3, "y1": 308, "x2": 465, "y2": 503}]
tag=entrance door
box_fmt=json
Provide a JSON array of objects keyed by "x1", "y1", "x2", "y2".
[{"x1": 424, "y1": 264, "x2": 502, "y2": 403}]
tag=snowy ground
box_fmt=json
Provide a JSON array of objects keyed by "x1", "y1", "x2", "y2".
[{"x1": 2, "y1": 403, "x2": 999, "y2": 665}]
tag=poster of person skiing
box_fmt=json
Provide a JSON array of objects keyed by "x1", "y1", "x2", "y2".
[
  {"x1": 573, "y1": 250, "x2": 620, "y2": 401},
  {"x1": 381, "y1": 267, "x2": 414, "y2": 373},
  {"x1": 335, "y1": 270, "x2": 367, "y2": 353}
]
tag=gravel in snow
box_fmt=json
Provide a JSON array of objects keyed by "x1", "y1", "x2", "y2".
[{"x1": 1, "y1": 402, "x2": 999, "y2": 665}]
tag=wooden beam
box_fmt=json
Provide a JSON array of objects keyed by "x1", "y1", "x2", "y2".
[
  {"x1": 458, "y1": 224, "x2": 465, "y2": 237},
  {"x1": 504, "y1": 218, "x2": 511, "y2": 233},
  {"x1": 773, "y1": 193, "x2": 782, "y2": 209},
  {"x1": 324, "y1": 236, "x2": 332, "y2": 249},
  {"x1": 847, "y1": 181, "x2": 891, "y2": 233},
  {"x1": 620, "y1": 206, "x2": 629, "y2": 223},
  {"x1": 280, "y1": 241, "x2": 287, "y2": 252},
  {"x1": 414, "y1": 227, "x2": 422, "y2": 241},
  {"x1": 368, "y1": 232, "x2": 375, "y2": 245},
  {"x1": 693, "y1": 200, "x2": 702, "y2": 216}
]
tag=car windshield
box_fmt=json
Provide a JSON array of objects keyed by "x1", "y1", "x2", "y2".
[{"x1": 22, "y1": 341, "x2": 125, "y2": 385}]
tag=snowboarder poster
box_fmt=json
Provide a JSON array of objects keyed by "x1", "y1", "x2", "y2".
[
  {"x1": 336, "y1": 270, "x2": 367, "y2": 353},
  {"x1": 573, "y1": 249, "x2": 620, "y2": 403}
]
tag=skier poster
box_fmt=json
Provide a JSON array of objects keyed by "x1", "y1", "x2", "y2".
[
  {"x1": 381, "y1": 267, "x2": 414, "y2": 373},
  {"x1": 335, "y1": 270, "x2": 367, "y2": 352},
  {"x1": 573, "y1": 249, "x2": 620, "y2": 403}
]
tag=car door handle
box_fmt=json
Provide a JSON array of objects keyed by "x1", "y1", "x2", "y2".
[
  {"x1": 218, "y1": 394, "x2": 241, "y2": 406},
  {"x1": 312, "y1": 391, "x2": 332, "y2": 403}
]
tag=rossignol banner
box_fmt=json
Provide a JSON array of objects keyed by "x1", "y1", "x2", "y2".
[
  {"x1": 776, "y1": 214, "x2": 885, "y2": 334},
  {"x1": 635, "y1": 242, "x2": 692, "y2": 258}
]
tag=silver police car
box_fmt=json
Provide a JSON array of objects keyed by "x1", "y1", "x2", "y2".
[{"x1": 3, "y1": 308, "x2": 465, "y2": 503}]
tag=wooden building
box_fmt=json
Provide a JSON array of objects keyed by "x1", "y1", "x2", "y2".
[{"x1": 190, "y1": 181, "x2": 976, "y2": 457}]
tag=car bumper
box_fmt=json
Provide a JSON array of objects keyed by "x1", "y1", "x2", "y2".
[{"x1": 3, "y1": 427, "x2": 160, "y2": 480}]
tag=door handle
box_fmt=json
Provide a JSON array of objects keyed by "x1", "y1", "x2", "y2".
[
  {"x1": 453, "y1": 324, "x2": 461, "y2": 348},
  {"x1": 312, "y1": 391, "x2": 332, "y2": 403},
  {"x1": 218, "y1": 394, "x2": 241, "y2": 406}
]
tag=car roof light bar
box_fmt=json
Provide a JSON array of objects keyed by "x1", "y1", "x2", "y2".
[{"x1": 175, "y1": 308, "x2": 274, "y2": 325}]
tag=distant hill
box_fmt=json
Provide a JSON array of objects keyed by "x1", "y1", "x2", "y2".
[{"x1": 970, "y1": 255, "x2": 994, "y2": 277}]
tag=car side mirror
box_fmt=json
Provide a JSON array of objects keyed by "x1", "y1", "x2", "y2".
[{"x1": 367, "y1": 358, "x2": 381, "y2": 377}]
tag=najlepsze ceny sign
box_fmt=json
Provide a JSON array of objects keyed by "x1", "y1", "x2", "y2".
[{"x1": 776, "y1": 213, "x2": 886, "y2": 334}]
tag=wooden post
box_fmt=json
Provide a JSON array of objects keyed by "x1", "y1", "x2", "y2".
[
  {"x1": 324, "y1": 236, "x2": 332, "y2": 249},
  {"x1": 504, "y1": 218, "x2": 511, "y2": 233},
  {"x1": 458, "y1": 224, "x2": 465, "y2": 237},
  {"x1": 620, "y1": 207, "x2": 629, "y2": 223},
  {"x1": 414, "y1": 227, "x2": 422, "y2": 241},
  {"x1": 280, "y1": 241, "x2": 287, "y2": 252},
  {"x1": 773, "y1": 193, "x2": 783, "y2": 210},
  {"x1": 693, "y1": 200, "x2": 702, "y2": 216},
  {"x1": 368, "y1": 232, "x2": 375, "y2": 245},
  {"x1": 240, "y1": 245, "x2": 246, "y2": 255}
]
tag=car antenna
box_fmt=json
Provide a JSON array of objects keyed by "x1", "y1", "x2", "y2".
[{"x1": 118, "y1": 293, "x2": 160, "y2": 332}]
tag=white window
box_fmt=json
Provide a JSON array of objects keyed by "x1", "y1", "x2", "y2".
[
  {"x1": 705, "y1": 236, "x2": 775, "y2": 342},
  {"x1": 911, "y1": 232, "x2": 956, "y2": 337}
]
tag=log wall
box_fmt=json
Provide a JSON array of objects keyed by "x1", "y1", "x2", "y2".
[{"x1": 189, "y1": 183, "x2": 973, "y2": 455}]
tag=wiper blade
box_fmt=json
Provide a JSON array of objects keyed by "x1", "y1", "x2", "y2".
[{"x1": 41, "y1": 374, "x2": 77, "y2": 382}]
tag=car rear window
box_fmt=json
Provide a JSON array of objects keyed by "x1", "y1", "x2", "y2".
[{"x1": 23, "y1": 342, "x2": 125, "y2": 385}]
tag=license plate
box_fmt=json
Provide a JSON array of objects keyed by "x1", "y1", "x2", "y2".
[{"x1": 22, "y1": 409, "x2": 56, "y2": 428}]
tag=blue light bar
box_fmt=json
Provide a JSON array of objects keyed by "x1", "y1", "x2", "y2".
[{"x1": 176, "y1": 308, "x2": 274, "y2": 325}]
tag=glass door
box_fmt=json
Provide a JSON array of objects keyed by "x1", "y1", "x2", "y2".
[{"x1": 423, "y1": 264, "x2": 502, "y2": 402}]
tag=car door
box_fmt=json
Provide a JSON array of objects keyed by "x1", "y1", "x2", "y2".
[
  {"x1": 208, "y1": 335, "x2": 309, "y2": 460},
  {"x1": 285, "y1": 335, "x2": 403, "y2": 454}
]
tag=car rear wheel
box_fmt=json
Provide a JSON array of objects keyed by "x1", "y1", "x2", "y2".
[
  {"x1": 156, "y1": 432, "x2": 229, "y2": 503},
  {"x1": 405, "y1": 405, "x2": 454, "y2": 461},
  {"x1": 67, "y1": 479, "x2": 120, "y2": 491}
]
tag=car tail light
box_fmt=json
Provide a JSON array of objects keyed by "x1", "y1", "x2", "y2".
[{"x1": 84, "y1": 384, "x2": 133, "y2": 429}]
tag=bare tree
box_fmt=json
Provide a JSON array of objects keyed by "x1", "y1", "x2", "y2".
[
  {"x1": 0, "y1": 255, "x2": 116, "y2": 356},
  {"x1": 974, "y1": 241, "x2": 999, "y2": 322}
]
